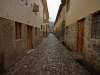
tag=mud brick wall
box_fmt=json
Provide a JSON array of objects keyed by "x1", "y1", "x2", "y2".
[
  {"x1": 65, "y1": 22, "x2": 78, "y2": 51},
  {"x1": 84, "y1": 14, "x2": 100, "y2": 74}
]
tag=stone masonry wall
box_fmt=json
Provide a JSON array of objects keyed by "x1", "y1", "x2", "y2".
[
  {"x1": 0, "y1": 19, "x2": 2, "y2": 72},
  {"x1": 0, "y1": 17, "x2": 28, "y2": 72},
  {"x1": 15, "y1": 24, "x2": 27, "y2": 62},
  {"x1": 0, "y1": 17, "x2": 15, "y2": 71},
  {"x1": 65, "y1": 22, "x2": 78, "y2": 51},
  {"x1": 55, "y1": 24, "x2": 62, "y2": 40},
  {"x1": 33, "y1": 27, "x2": 41, "y2": 48},
  {"x1": 84, "y1": 14, "x2": 100, "y2": 74},
  {"x1": 0, "y1": 18, "x2": 4, "y2": 72}
]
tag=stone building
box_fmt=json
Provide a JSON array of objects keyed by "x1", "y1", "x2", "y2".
[
  {"x1": 46, "y1": 25, "x2": 50, "y2": 37},
  {"x1": 53, "y1": 2, "x2": 66, "y2": 41},
  {"x1": 0, "y1": 0, "x2": 49, "y2": 73},
  {"x1": 53, "y1": 0, "x2": 100, "y2": 74},
  {"x1": 39, "y1": 0, "x2": 49, "y2": 38}
]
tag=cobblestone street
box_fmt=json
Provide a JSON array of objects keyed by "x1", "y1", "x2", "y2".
[{"x1": 2, "y1": 33, "x2": 90, "y2": 75}]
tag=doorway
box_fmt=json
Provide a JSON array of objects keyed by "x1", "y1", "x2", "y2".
[
  {"x1": 27, "y1": 26, "x2": 33, "y2": 50},
  {"x1": 77, "y1": 18, "x2": 85, "y2": 54}
]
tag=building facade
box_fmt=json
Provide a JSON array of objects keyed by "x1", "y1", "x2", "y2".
[
  {"x1": 39, "y1": 0, "x2": 49, "y2": 38},
  {"x1": 53, "y1": 0, "x2": 100, "y2": 74},
  {"x1": 53, "y1": 2, "x2": 66, "y2": 41},
  {"x1": 0, "y1": 0, "x2": 49, "y2": 73}
]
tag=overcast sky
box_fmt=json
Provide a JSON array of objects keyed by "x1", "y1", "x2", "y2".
[{"x1": 47, "y1": 0, "x2": 61, "y2": 22}]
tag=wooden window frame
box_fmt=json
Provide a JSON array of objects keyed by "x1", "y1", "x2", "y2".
[
  {"x1": 66, "y1": 26, "x2": 68, "y2": 35},
  {"x1": 35, "y1": 27, "x2": 37, "y2": 36},
  {"x1": 15, "y1": 22, "x2": 22, "y2": 40},
  {"x1": 66, "y1": 0, "x2": 70, "y2": 13},
  {"x1": 91, "y1": 11, "x2": 100, "y2": 38}
]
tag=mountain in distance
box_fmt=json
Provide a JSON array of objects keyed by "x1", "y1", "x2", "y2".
[{"x1": 49, "y1": 21, "x2": 54, "y2": 28}]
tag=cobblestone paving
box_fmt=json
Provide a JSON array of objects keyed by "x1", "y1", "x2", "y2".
[{"x1": 2, "y1": 33, "x2": 88, "y2": 75}]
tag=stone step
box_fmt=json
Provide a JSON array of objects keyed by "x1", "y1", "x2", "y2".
[{"x1": 69, "y1": 52, "x2": 83, "y2": 61}]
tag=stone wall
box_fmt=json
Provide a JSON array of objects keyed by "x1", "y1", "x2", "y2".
[
  {"x1": 64, "y1": 13, "x2": 100, "y2": 74},
  {"x1": 0, "y1": 17, "x2": 43, "y2": 73},
  {"x1": 65, "y1": 22, "x2": 78, "y2": 51},
  {"x1": 84, "y1": 14, "x2": 100, "y2": 74},
  {"x1": 0, "y1": 18, "x2": 4, "y2": 72},
  {"x1": 0, "y1": 18, "x2": 2, "y2": 73},
  {"x1": 54, "y1": 23, "x2": 62, "y2": 40},
  {"x1": 33, "y1": 27, "x2": 41, "y2": 48},
  {"x1": 15, "y1": 24, "x2": 27, "y2": 62},
  {"x1": 0, "y1": 17, "x2": 15, "y2": 72}
]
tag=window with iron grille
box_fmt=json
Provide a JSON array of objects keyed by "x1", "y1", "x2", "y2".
[
  {"x1": 92, "y1": 11, "x2": 100, "y2": 38},
  {"x1": 15, "y1": 22, "x2": 22, "y2": 40}
]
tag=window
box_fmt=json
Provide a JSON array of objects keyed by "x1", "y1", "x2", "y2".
[
  {"x1": 41, "y1": 25, "x2": 42, "y2": 30},
  {"x1": 35, "y1": 27, "x2": 37, "y2": 36},
  {"x1": 66, "y1": 0, "x2": 70, "y2": 13},
  {"x1": 92, "y1": 11, "x2": 100, "y2": 38},
  {"x1": 15, "y1": 22, "x2": 22, "y2": 40},
  {"x1": 66, "y1": 26, "x2": 68, "y2": 35}
]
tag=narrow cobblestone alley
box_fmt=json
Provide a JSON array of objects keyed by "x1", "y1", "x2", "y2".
[{"x1": 2, "y1": 33, "x2": 90, "y2": 75}]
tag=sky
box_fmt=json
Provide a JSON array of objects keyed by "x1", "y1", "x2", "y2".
[{"x1": 47, "y1": 0, "x2": 61, "y2": 22}]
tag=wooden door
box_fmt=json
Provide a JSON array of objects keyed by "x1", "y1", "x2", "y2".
[
  {"x1": 77, "y1": 19, "x2": 85, "y2": 54},
  {"x1": 27, "y1": 26, "x2": 32, "y2": 50}
]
